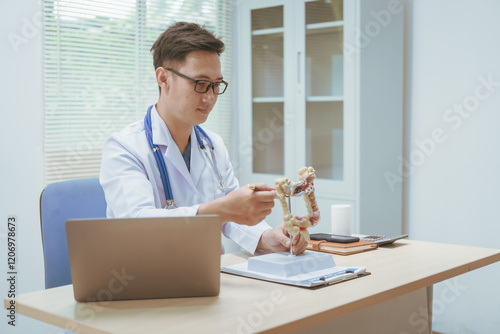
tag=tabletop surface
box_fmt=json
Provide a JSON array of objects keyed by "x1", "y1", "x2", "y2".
[{"x1": 5, "y1": 239, "x2": 500, "y2": 334}]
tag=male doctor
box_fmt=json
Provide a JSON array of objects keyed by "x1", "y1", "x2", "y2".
[{"x1": 100, "y1": 22, "x2": 307, "y2": 255}]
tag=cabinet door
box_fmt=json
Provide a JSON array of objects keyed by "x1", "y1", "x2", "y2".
[
  {"x1": 299, "y1": 0, "x2": 355, "y2": 197},
  {"x1": 251, "y1": 5, "x2": 285, "y2": 175},
  {"x1": 238, "y1": 0, "x2": 292, "y2": 187},
  {"x1": 305, "y1": 0, "x2": 344, "y2": 180}
]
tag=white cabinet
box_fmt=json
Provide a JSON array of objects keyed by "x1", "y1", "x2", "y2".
[{"x1": 235, "y1": 0, "x2": 403, "y2": 236}]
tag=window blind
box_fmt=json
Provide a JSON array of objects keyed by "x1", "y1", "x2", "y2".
[{"x1": 43, "y1": 0, "x2": 232, "y2": 185}]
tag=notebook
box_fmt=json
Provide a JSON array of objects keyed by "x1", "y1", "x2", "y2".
[
  {"x1": 65, "y1": 215, "x2": 222, "y2": 302},
  {"x1": 307, "y1": 239, "x2": 378, "y2": 255}
]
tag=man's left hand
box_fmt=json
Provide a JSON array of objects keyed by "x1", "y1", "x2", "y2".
[{"x1": 256, "y1": 224, "x2": 308, "y2": 255}]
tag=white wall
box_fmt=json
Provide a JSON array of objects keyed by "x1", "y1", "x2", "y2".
[
  {"x1": 405, "y1": 0, "x2": 500, "y2": 332},
  {"x1": 0, "y1": 0, "x2": 63, "y2": 333}
]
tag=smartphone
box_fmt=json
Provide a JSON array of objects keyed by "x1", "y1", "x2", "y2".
[{"x1": 310, "y1": 233, "x2": 360, "y2": 244}]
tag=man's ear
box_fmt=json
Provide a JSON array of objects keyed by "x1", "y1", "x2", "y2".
[{"x1": 155, "y1": 67, "x2": 169, "y2": 93}]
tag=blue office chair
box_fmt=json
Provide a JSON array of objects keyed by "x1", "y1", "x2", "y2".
[{"x1": 40, "y1": 178, "x2": 107, "y2": 289}]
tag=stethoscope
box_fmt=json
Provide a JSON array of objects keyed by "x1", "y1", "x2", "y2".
[{"x1": 144, "y1": 105, "x2": 227, "y2": 209}]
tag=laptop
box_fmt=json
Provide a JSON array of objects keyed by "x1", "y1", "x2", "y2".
[{"x1": 65, "y1": 215, "x2": 222, "y2": 302}]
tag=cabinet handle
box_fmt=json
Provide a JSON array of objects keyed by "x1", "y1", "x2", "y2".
[{"x1": 297, "y1": 51, "x2": 301, "y2": 84}]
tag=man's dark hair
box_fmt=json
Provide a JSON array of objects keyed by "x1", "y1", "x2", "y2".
[{"x1": 150, "y1": 22, "x2": 225, "y2": 70}]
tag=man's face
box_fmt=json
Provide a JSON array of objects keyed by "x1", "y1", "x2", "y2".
[{"x1": 164, "y1": 50, "x2": 222, "y2": 127}]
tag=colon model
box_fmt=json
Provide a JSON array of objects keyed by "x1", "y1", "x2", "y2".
[{"x1": 274, "y1": 166, "x2": 320, "y2": 241}]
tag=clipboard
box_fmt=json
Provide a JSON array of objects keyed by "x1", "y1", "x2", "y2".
[{"x1": 221, "y1": 257, "x2": 368, "y2": 288}]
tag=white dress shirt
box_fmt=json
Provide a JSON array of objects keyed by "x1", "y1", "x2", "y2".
[{"x1": 100, "y1": 105, "x2": 271, "y2": 254}]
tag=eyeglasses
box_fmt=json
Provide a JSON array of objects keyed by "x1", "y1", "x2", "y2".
[{"x1": 165, "y1": 68, "x2": 228, "y2": 95}]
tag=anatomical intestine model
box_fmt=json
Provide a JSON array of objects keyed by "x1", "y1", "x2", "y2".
[{"x1": 275, "y1": 167, "x2": 320, "y2": 244}]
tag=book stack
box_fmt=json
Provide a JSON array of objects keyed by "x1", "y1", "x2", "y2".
[{"x1": 307, "y1": 239, "x2": 378, "y2": 256}]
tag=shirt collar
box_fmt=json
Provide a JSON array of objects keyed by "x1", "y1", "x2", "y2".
[{"x1": 151, "y1": 104, "x2": 174, "y2": 147}]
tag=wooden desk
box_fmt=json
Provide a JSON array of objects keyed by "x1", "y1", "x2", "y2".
[{"x1": 5, "y1": 240, "x2": 500, "y2": 334}]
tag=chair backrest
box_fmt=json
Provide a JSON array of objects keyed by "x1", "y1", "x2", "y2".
[{"x1": 40, "y1": 177, "x2": 107, "y2": 289}]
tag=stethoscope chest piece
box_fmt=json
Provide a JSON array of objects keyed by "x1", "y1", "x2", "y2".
[{"x1": 164, "y1": 199, "x2": 177, "y2": 210}]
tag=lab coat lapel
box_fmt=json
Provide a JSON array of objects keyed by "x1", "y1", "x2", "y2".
[
  {"x1": 151, "y1": 106, "x2": 197, "y2": 193},
  {"x1": 165, "y1": 144, "x2": 197, "y2": 191},
  {"x1": 190, "y1": 128, "x2": 206, "y2": 188}
]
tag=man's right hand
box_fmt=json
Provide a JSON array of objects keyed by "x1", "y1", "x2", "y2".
[{"x1": 198, "y1": 183, "x2": 275, "y2": 226}]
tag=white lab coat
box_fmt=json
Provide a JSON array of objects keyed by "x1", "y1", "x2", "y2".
[{"x1": 100, "y1": 105, "x2": 271, "y2": 254}]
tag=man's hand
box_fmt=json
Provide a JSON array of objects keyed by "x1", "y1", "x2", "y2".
[
  {"x1": 256, "y1": 224, "x2": 308, "y2": 255},
  {"x1": 198, "y1": 183, "x2": 275, "y2": 226}
]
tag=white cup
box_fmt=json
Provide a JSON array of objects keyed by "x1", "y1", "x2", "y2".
[{"x1": 331, "y1": 204, "x2": 352, "y2": 236}]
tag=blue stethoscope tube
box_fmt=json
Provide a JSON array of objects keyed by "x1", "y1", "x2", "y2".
[{"x1": 144, "y1": 105, "x2": 226, "y2": 208}]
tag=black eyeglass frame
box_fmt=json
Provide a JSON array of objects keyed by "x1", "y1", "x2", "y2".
[{"x1": 165, "y1": 68, "x2": 228, "y2": 95}]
